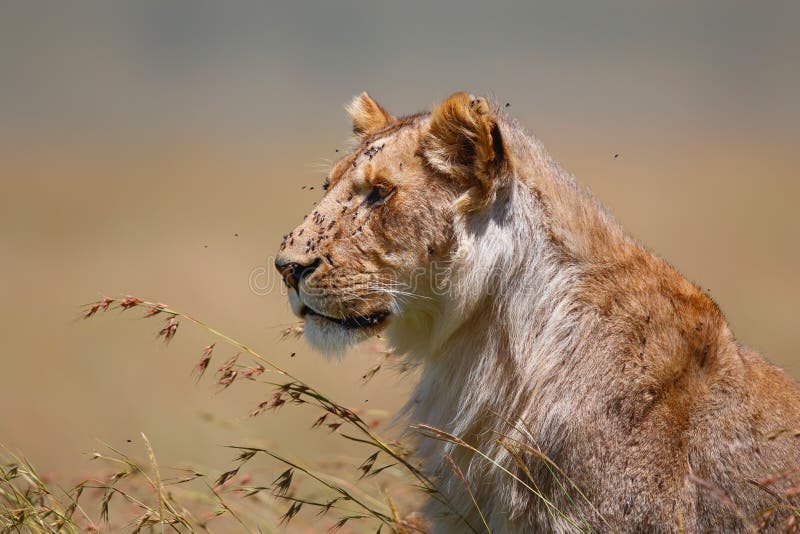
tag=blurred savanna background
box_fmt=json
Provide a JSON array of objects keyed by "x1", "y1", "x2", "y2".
[{"x1": 1, "y1": 0, "x2": 798, "y2": 530}]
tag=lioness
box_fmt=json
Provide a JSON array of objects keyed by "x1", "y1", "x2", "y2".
[{"x1": 274, "y1": 92, "x2": 800, "y2": 532}]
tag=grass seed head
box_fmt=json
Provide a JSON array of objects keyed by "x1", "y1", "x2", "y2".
[
  {"x1": 84, "y1": 297, "x2": 115, "y2": 318},
  {"x1": 119, "y1": 296, "x2": 143, "y2": 310},
  {"x1": 143, "y1": 303, "x2": 168, "y2": 317},
  {"x1": 157, "y1": 316, "x2": 179, "y2": 343},
  {"x1": 271, "y1": 468, "x2": 293, "y2": 496}
]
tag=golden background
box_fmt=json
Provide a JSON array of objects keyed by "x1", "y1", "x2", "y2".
[{"x1": 1, "y1": 1, "x2": 798, "y2": 487}]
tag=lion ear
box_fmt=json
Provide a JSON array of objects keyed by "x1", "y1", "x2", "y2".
[
  {"x1": 346, "y1": 92, "x2": 395, "y2": 137},
  {"x1": 422, "y1": 92, "x2": 508, "y2": 195}
]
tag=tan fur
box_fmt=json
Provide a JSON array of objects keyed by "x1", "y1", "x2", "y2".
[
  {"x1": 422, "y1": 92, "x2": 509, "y2": 212},
  {"x1": 276, "y1": 92, "x2": 800, "y2": 532},
  {"x1": 346, "y1": 91, "x2": 395, "y2": 137}
]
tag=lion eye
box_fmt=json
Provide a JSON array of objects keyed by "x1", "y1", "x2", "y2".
[{"x1": 365, "y1": 184, "x2": 395, "y2": 206}]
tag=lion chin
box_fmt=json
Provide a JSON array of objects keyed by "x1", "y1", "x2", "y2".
[
  {"x1": 301, "y1": 312, "x2": 389, "y2": 356},
  {"x1": 286, "y1": 289, "x2": 391, "y2": 355},
  {"x1": 301, "y1": 314, "x2": 368, "y2": 356}
]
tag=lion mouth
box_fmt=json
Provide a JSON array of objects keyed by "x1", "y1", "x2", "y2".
[{"x1": 300, "y1": 305, "x2": 390, "y2": 330}]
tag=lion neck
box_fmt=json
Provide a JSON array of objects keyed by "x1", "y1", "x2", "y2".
[
  {"x1": 389, "y1": 129, "x2": 636, "y2": 496},
  {"x1": 381, "y1": 117, "x2": 733, "y2": 531},
  {"x1": 402, "y1": 174, "x2": 586, "y2": 428}
]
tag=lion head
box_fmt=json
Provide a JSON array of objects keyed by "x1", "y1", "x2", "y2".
[{"x1": 274, "y1": 92, "x2": 511, "y2": 354}]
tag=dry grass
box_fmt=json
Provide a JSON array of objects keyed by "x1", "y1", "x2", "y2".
[
  {"x1": 3, "y1": 294, "x2": 797, "y2": 532},
  {"x1": 74, "y1": 295, "x2": 458, "y2": 532}
]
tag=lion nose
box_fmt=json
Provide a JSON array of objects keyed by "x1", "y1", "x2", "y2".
[{"x1": 274, "y1": 257, "x2": 320, "y2": 289}]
